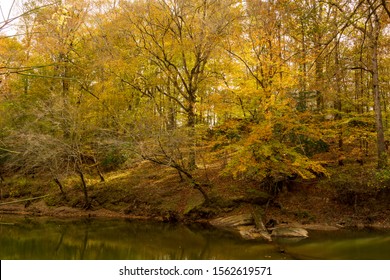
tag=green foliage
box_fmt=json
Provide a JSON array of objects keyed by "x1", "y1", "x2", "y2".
[
  {"x1": 374, "y1": 169, "x2": 390, "y2": 189},
  {"x1": 347, "y1": 117, "x2": 376, "y2": 131},
  {"x1": 219, "y1": 120, "x2": 329, "y2": 183},
  {"x1": 100, "y1": 148, "x2": 127, "y2": 172},
  {"x1": 291, "y1": 135, "x2": 329, "y2": 157},
  {"x1": 213, "y1": 94, "x2": 329, "y2": 184}
]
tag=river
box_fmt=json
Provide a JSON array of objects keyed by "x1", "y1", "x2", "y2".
[{"x1": 1, "y1": 215, "x2": 390, "y2": 260}]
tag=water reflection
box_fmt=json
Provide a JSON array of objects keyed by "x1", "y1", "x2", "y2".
[
  {"x1": 277, "y1": 230, "x2": 390, "y2": 260},
  {"x1": 0, "y1": 216, "x2": 285, "y2": 260},
  {"x1": 1, "y1": 216, "x2": 390, "y2": 260}
]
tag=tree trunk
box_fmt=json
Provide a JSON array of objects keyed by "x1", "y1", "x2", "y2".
[
  {"x1": 96, "y1": 167, "x2": 105, "y2": 182},
  {"x1": 92, "y1": 157, "x2": 105, "y2": 182},
  {"x1": 172, "y1": 162, "x2": 209, "y2": 203},
  {"x1": 250, "y1": 205, "x2": 267, "y2": 232},
  {"x1": 315, "y1": 56, "x2": 324, "y2": 111},
  {"x1": 53, "y1": 177, "x2": 66, "y2": 197},
  {"x1": 298, "y1": 17, "x2": 308, "y2": 112},
  {"x1": 335, "y1": 40, "x2": 344, "y2": 165},
  {"x1": 193, "y1": 183, "x2": 210, "y2": 204},
  {"x1": 76, "y1": 166, "x2": 91, "y2": 209},
  {"x1": 314, "y1": 1, "x2": 324, "y2": 112},
  {"x1": 187, "y1": 96, "x2": 196, "y2": 170},
  {"x1": 370, "y1": 12, "x2": 387, "y2": 169},
  {"x1": 354, "y1": 69, "x2": 364, "y2": 114}
]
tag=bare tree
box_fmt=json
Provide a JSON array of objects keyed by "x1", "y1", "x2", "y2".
[
  {"x1": 121, "y1": 0, "x2": 238, "y2": 170},
  {"x1": 133, "y1": 115, "x2": 210, "y2": 203}
]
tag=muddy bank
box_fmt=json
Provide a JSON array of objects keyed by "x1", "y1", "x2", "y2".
[
  {"x1": 1, "y1": 195, "x2": 390, "y2": 234},
  {"x1": 0, "y1": 201, "x2": 151, "y2": 220}
]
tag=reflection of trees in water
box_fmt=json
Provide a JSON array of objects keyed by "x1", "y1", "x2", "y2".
[
  {"x1": 54, "y1": 225, "x2": 68, "y2": 256},
  {"x1": 0, "y1": 218, "x2": 288, "y2": 259},
  {"x1": 47, "y1": 221, "x2": 390, "y2": 259},
  {"x1": 196, "y1": 235, "x2": 210, "y2": 259},
  {"x1": 276, "y1": 231, "x2": 390, "y2": 260},
  {"x1": 80, "y1": 226, "x2": 89, "y2": 260}
]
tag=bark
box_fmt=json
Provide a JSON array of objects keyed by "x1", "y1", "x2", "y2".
[
  {"x1": 298, "y1": 17, "x2": 308, "y2": 112},
  {"x1": 314, "y1": 2, "x2": 324, "y2": 112},
  {"x1": 92, "y1": 157, "x2": 105, "y2": 182},
  {"x1": 53, "y1": 177, "x2": 66, "y2": 196},
  {"x1": 250, "y1": 205, "x2": 267, "y2": 232},
  {"x1": 354, "y1": 69, "x2": 364, "y2": 114},
  {"x1": 370, "y1": 11, "x2": 387, "y2": 169},
  {"x1": 187, "y1": 97, "x2": 197, "y2": 171},
  {"x1": 171, "y1": 162, "x2": 209, "y2": 203},
  {"x1": 382, "y1": 0, "x2": 390, "y2": 18},
  {"x1": 335, "y1": 41, "x2": 344, "y2": 165},
  {"x1": 76, "y1": 166, "x2": 91, "y2": 209},
  {"x1": 315, "y1": 55, "x2": 324, "y2": 111},
  {"x1": 96, "y1": 167, "x2": 105, "y2": 182}
]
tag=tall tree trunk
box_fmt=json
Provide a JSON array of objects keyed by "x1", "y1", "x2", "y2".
[
  {"x1": 298, "y1": 17, "x2": 308, "y2": 112},
  {"x1": 59, "y1": 52, "x2": 71, "y2": 139},
  {"x1": 354, "y1": 69, "x2": 364, "y2": 114},
  {"x1": 187, "y1": 96, "x2": 196, "y2": 170},
  {"x1": 314, "y1": 1, "x2": 324, "y2": 112},
  {"x1": 370, "y1": 9, "x2": 387, "y2": 169},
  {"x1": 335, "y1": 40, "x2": 344, "y2": 165}
]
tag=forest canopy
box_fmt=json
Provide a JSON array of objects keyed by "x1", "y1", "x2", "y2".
[{"x1": 1, "y1": 0, "x2": 390, "y2": 203}]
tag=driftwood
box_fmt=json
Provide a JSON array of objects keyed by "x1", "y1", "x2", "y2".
[
  {"x1": 210, "y1": 212, "x2": 272, "y2": 241},
  {"x1": 250, "y1": 205, "x2": 268, "y2": 231}
]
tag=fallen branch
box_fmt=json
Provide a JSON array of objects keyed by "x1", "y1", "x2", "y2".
[{"x1": 0, "y1": 194, "x2": 50, "y2": 206}]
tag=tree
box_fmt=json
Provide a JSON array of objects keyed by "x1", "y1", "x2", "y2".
[
  {"x1": 116, "y1": 0, "x2": 239, "y2": 170},
  {"x1": 0, "y1": 0, "x2": 116, "y2": 208},
  {"x1": 216, "y1": 0, "x2": 328, "y2": 185},
  {"x1": 0, "y1": 0, "x2": 17, "y2": 34},
  {"x1": 366, "y1": 0, "x2": 388, "y2": 168},
  {"x1": 2, "y1": 0, "x2": 390, "y2": 213},
  {"x1": 331, "y1": 0, "x2": 390, "y2": 168}
]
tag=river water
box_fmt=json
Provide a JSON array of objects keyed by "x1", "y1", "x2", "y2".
[{"x1": 1, "y1": 216, "x2": 390, "y2": 260}]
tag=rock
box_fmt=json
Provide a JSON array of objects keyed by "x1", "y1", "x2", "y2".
[
  {"x1": 237, "y1": 225, "x2": 272, "y2": 242},
  {"x1": 271, "y1": 227, "x2": 309, "y2": 238},
  {"x1": 210, "y1": 214, "x2": 253, "y2": 228},
  {"x1": 210, "y1": 214, "x2": 272, "y2": 242}
]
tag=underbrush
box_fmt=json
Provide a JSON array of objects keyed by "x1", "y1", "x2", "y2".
[{"x1": 1, "y1": 157, "x2": 390, "y2": 227}]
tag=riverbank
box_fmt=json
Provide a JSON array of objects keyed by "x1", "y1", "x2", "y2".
[{"x1": 1, "y1": 160, "x2": 390, "y2": 231}]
